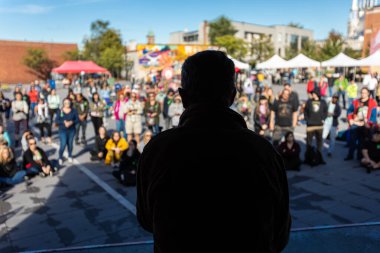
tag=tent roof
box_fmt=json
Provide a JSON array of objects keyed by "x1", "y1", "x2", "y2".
[
  {"x1": 357, "y1": 50, "x2": 380, "y2": 67},
  {"x1": 228, "y1": 56, "x2": 250, "y2": 70},
  {"x1": 256, "y1": 55, "x2": 287, "y2": 69},
  {"x1": 284, "y1": 53, "x2": 320, "y2": 68},
  {"x1": 52, "y1": 61, "x2": 109, "y2": 74},
  {"x1": 321, "y1": 52, "x2": 358, "y2": 67}
]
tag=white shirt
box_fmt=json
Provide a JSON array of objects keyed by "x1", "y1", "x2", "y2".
[{"x1": 369, "y1": 77, "x2": 378, "y2": 90}]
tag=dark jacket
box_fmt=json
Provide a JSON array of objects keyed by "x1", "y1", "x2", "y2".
[
  {"x1": 0, "y1": 158, "x2": 19, "y2": 178},
  {"x1": 120, "y1": 149, "x2": 141, "y2": 172},
  {"x1": 56, "y1": 108, "x2": 79, "y2": 132},
  {"x1": 304, "y1": 99, "x2": 328, "y2": 126},
  {"x1": 74, "y1": 97, "x2": 90, "y2": 120},
  {"x1": 137, "y1": 103, "x2": 291, "y2": 253},
  {"x1": 330, "y1": 102, "x2": 342, "y2": 127},
  {"x1": 23, "y1": 147, "x2": 50, "y2": 170},
  {"x1": 94, "y1": 135, "x2": 109, "y2": 154},
  {"x1": 163, "y1": 96, "x2": 173, "y2": 118}
]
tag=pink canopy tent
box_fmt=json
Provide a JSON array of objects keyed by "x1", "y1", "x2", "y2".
[{"x1": 52, "y1": 61, "x2": 110, "y2": 74}]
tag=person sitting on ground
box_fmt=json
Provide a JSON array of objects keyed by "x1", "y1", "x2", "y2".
[
  {"x1": 105, "y1": 131, "x2": 129, "y2": 168},
  {"x1": 138, "y1": 130, "x2": 152, "y2": 153},
  {"x1": 113, "y1": 139, "x2": 141, "y2": 186},
  {"x1": 361, "y1": 129, "x2": 380, "y2": 173},
  {"x1": 277, "y1": 132, "x2": 301, "y2": 171},
  {"x1": 137, "y1": 50, "x2": 291, "y2": 253},
  {"x1": 90, "y1": 126, "x2": 110, "y2": 161},
  {"x1": 21, "y1": 130, "x2": 37, "y2": 153},
  {"x1": 0, "y1": 125, "x2": 11, "y2": 147},
  {"x1": 0, "y1": 147, "x2": 27, "y2": 186},
  {"x1": 23, "y1": 137, "x2": 56, "y2": 177}
]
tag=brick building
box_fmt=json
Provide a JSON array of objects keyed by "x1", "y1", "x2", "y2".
[
  {"x1": 363, "y1": 6, "x2": 380, "y2": 56},
  {"x1": 0, "y1": 40, "x2": 77, "y2": 84}
]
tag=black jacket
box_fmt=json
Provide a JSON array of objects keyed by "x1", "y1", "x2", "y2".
[
  {"x1": 304, "y1": 99, "x2": 328, "y2": 126},
  {"x1": 137, "y1": 103, "x2": 291, "y2": 253},
  {"x1": 23, "y1": 147, "x2": 50, "y2": 170},
  {"x1": 0, "y1": 159, "x2": 19, "y2": 178},
  {"x1": 330, "y1": 102, "x2": 341, "y2": 127},
  {"x1": 94, "y1": 135, "x2": 109, "y2": 154}
]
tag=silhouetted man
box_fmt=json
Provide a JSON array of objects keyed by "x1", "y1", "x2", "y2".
[{"x1": 137, "y1": 51, "x2": 291, "y2": 253}]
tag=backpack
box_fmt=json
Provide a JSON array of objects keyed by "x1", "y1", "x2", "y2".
[{"x1": 304, "y1": 146, "x2": 323, "y2": 167}]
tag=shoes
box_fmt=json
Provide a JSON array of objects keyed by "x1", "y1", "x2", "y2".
[
  {"x1": 81, "y1": 139, "x2": 87, "y2": 145},
  {"x1": 75, "y1": 140, "x2": 80, "y2": 145},
  {"x1": 23, "y1": 175, "x2": 30, "y2": 181},
  {"x1": 39, "y1": 172, "x2": 46, "y2": 178},
  {"x1": 68, "y1": 157, "x2": 73, "y2": 163},
  {"x1": 112, "y1": 162, "x2": 120, "y2": 169},
  {"x1": 58, "y1": 159, "x2": 63, "y2": 166},
  {"x1": 344, "y1": 156, "x2": 353, "y2": 161}
]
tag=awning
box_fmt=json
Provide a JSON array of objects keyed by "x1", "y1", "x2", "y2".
[
  {"x1": 256, "y1": 55, "x2": 287, "y2": 69},
  {"x1": 284, "y1": 54, "x2": 320, "y2": 68},
  {"x1": 321, "y1": 52, "x2": 359, "y2": 67},
  {"x1": 356, "y1": 50, "x2": 380, "y2": 67},
  {"x1": 52, "y1": 61, "x2": 109, "y2": 74},
  {"x1": 228, "y1": 56, "x2": 250, "y2": 70}
]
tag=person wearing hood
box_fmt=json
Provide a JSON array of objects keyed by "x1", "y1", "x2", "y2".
[
  {"x1": 304, "y1": 90, "x2": 328, "y2": 162},
  {"x1": 137, "y1": 50, "x2": 291, "y2": 253}
]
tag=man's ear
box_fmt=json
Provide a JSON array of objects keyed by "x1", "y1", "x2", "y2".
[{"x1": 178, "y1": 88, "x2": 190, "y2": 109}]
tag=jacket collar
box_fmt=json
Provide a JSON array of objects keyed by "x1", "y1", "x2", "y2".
[{"x1": 178, "y1": 103, "x2": 247, "y2": 130}]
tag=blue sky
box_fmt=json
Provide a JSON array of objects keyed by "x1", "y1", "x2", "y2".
[{"x1": 0, "y1": 0, "x2": 352, "y2": 46}]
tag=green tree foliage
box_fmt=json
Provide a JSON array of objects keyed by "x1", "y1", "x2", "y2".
[
  {"x1": 300, "y1": 39, "x2": 319, "y2": 60},
  {"x1": 288, "y1": 22, "x2": 304, "y2": 29},
  {"x1": 285, "y1": 47, "x2": 298, "y2": 60},
  {"x1": 23, "y1": 48, "x2": 56, "y2": 80},
  {"x1": 344, "y1": 47, "x2": 362, "y2": 59},
  {"x1": 63, "y1": 49, "x2": 82, "y2": 61},
  {"x1": 320, "y1": 30, "x2": 344, "y2": 61},
  {"x1": 250, "y1": 34, "x2": 274, "y2": 65},
  {"x1": 83, "y1": 20, "x2": 124, "y2": 78},
  {"x1": 208, "y1": 16, "x2": 237, "y2": 44},
  {"x1": 215, "y1": 35, "x2": 248, "y2": 60}
]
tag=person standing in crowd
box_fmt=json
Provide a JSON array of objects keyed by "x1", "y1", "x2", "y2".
[
  {"x1": 74, "y1": 93, "x2": 89, "y2": 145},
  {"x1": 0, "y1": 147, "x2": 27, "y2": 185},
  {"x1": 304, "y1": 90, "x2": 328, "y2": 163},
  {"x1": 56, "y1": 98, "x2": 79, "y2": 165},
  {"x1": 105, "y1": 131, "x2": 128, "y2": 168},
  {"x1": 114, "y1": 93, "x2": 127, "y2": 137},
  {"x1": 277, "y1": 132, "x2": 301, "y2": 171},
  {"x1": 125, "y1": 90, "x2": 143, "y2": 144},
  {"x1": 323, "y1": 94, "x2": 341, "y2": 157},
  {"x1": 334, "y1": 75, "x2": 348, "y2": 109},
  {"x1": 88, "y1": 79, "x2": 98, "y2": 97},
  {"x1": 236, "y1": 95, "x2": 252, "y2": 122},
  {"x1": 346, "y1": 79, "x2": 358, "y2": 108},
  {"x1": 89, "y1": 92, "x2": 105, "y2": 136},
  {"x1": 138, "y1": 130, "x2": 152, "y2": 153},
  {"x1": 369, "y1": 73, "x2": 378, "y2": 99},
  {"x1": 0, "y1": 92, "x2": 10, "y2": 126},
  {"x1": 90, "y1": 126, "x2": 109, "y2": 161},
  {"x1": 28, "y1": 85, "x2": 39, "y2": 117},
  {"x1": 40, "y1": 83, "x2": 50, "y2": 100},
  {"x1": 21, "y1": 88, "x2": 31, "y2": 128},
  {"x1": 12, "y1": 92, "x2": 29, "y2": 147},
  {"x1": 318, "y1": 75, "x2": 328, "y2": 98},
  {"x1": 168, "y1": 94, "x2": 184, "y2": 128},
  {"x1": 307, "y1": 76, "x2": 317, "y2": 94},
  {"x1": 23, "y1": 137, "x2": 56, "y2": 177},
  {"x1": 327, "y1": 73, "x2": 336, "y2": 97},
  {"x1": 137, "y1": 51, "x2": 290, "y2": 252},
  {"x1": 66, "y1": 89, "x2": 76, "y2": 102},
  {"x1": 99, "y1": 82, "x2": 112, "y2": 118},
  {"x1": 284, "y1": 83, "x2": 300, "y2": 111},
  {"x1": 243, "y1": 78, "x2": 254, "y2": 101},
  {"x1": 35, "y1": 98, "x2": 52, "y2": 144},
  {"x1": 361, "y1": 129, "x2": 380, "y2": 173},
  {"x1": 345, "y1": 87, "x2": 377, "y2": 161},
  {"x1": 47, "y1": 89, "x2": 60, "y2": 124},
  {"x1": 254, "y1": 95, "x2": 271, "y2": 138},
  {"x1": 0, "y1": 125, "x2": 11, "y2": 147},
  {"x1": 144, "y1": 92, "x2": 161, "y2": 136},
  {"x1": 162, "y1": 89, "x2": 175, "y2": 130},
  {"x1": 270, "y1": 89, "x2": 298, "y2": 147}
]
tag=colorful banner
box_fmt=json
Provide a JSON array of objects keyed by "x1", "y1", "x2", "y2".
[{"x1": 370, "y1": 30, "x2": 380, "y2": 54}]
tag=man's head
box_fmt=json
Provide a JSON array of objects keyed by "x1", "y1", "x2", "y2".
[
  {"x1": 283, "y1": 83, "x2": 292, "y2": 92},
  {"x1": 281, "y1": 89, "x2": 290, "y2": 101},
  {"x1": 332, "y1": 93, "x2": 339, "y2": 104},
  {"x1": 311, "y1": 90, "x2": 320, "y2": 101},
  {"x1": 361, "y1": 87, "x2": 370, "y2": 100},
  {"x1": 179, "y1": 50, "x2": 236, "y2": 108}
]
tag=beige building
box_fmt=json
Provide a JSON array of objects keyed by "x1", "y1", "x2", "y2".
[{"x1": 169, "y1": 20, "x2": 314, "y2": 59}]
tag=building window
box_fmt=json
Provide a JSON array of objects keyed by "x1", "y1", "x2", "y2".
[
  {"x1": 278, "y1": 48, "x2": 281, "y2": 55},
  {"x1": 290, "y1": 34, "x2": 299, "y2": 51},
  {"x1": 183, "y1": 34, "x2": 199, "y2": 42},
  {"x1": 301, "y1": 36, "x2": 309, "y2": 49}
]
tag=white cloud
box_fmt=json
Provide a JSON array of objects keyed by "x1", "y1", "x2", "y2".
[{"x1": 0, "y1": 4, "x2": 53, "y2": 14}]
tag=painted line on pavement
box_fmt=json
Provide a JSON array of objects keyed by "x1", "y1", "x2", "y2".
[{"x1": 50, "y1": 143, "x2": 137, "y2": 215}]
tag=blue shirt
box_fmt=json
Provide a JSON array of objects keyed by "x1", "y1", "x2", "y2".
[{"x1": 56, "y1": 108, "x2": 79, "y2": 131}]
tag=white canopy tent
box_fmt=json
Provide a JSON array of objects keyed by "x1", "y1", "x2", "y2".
[
  {"x1": 284, "y1": 53, "x2": 320, "y2": 68},
  {"x1": 228, "y1": 55, "x2": 250, "y2": 70},
  {"x1": 256, "y1": 55, "x2": 288, "y2": 69},
  {"x1": 321, "y1": 52, "x2": 359, "y2": 67},
  {"x1": 356, "y1": 50, "x2": 380, "y2": 66}
]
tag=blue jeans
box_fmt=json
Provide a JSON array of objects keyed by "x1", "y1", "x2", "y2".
[
  {"x1": 348, "y1": 98, "x2": 354, "y2": 108},
  {"x1": 30, "y1": 102, "x2": 37, "y2": 117},
  {"x1": 149, "y1": 124, "x2": 160, "y2": 136},
  {"x1": 116, "y1": 119, "x2": 125, "y2": 134},
  {"x1": 328, "y1": 86, "x2": 334, "y2": 97},
  {"x1": 59, "y1": 129, "x2": 75, "y2": 159},
  {"x1": 0, "y1": 170, "x2": 26, "y2": 185},
  {"x1": 338, "y1": 90, "x2": 346, "y2": 109}
]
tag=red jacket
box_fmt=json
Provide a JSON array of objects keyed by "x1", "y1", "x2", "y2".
[
  {"x1": 347, "y1": 98, "x2": 377, "y2": 125},
  {"x1": 28, "y1": 90, "x2": 39, "y2": 103},
  {"x1": 307, "y1": 80, "x2": 315, "y2": 94}
]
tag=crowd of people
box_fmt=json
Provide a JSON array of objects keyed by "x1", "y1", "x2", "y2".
[{"x1": 1, "y1": 68, "x2": 379, "y2": 188}]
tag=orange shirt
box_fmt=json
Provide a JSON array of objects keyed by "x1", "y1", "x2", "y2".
[{"x1": 28, "y1": 90, "x2": 39, "y2": 103}]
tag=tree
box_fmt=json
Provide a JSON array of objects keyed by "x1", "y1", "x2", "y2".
[
  {"x1": 63, "y1": 49, "x2": 82, "y2": 61},
  {"x1": 300, "y1": 39, "x2": 320, "y2": 60},
  {"x1": 343, "y1": 47, "x2": 361, "y2": 59},
  {"x1": 249, "y1": 34, "x2": 274, "y2": 65},
  {"x1": 23, "y1": 48, "x2": 56, "y2": 80},
  {"x1": 285, "y1": 47, "x2": 298, "y2": 60},
  {"x1": 215, "y1": 35, "x2": 248, "y2": 60},
  {"x1": 288, "y1": 22, "x2": 304, "y2": 29},
  {"x1": 208, "y1": 16, "x2": 237, "y2": 44},
  {"x1": 83, "y1": 19, "x2": 125, "y2": 78},
  {"x1": 320, "y1": 30, "x2": 344, "y2": 61}
]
